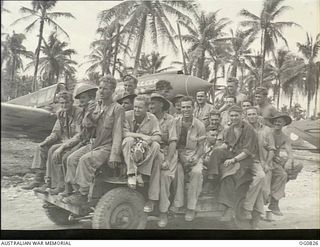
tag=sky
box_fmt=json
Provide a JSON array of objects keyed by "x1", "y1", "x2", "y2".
[
  {"x1": 2, "y1": 0, "x2": 319, "y2": 80},
  {"x1": 1, "y1": 0, "x2": 320, "y2": 113}
]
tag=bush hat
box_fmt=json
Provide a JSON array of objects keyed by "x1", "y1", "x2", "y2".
[
  {"x1": 267, "y1": 111, "x2": 292, "y2": 126},
  {"x1": 150, "y1": 93, "x2": 171, "y2": 111}
]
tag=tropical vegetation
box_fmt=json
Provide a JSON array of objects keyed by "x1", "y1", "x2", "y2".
[{"x1": 1, "y1": 0, "x2": 319, "y2": 117}]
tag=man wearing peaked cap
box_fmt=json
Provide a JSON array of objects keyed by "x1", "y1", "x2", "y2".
[
  {"x1": 228, "y1": 104, "x2": 242, "y2": 113},
  {"x1": 171, "y1": 94, "x2": 185, "y2": 119},
  {"x1": 115, "y1": 92, "x2": 137, "y2": 111},
  {"x1": 23, "y1": 90, "x2": 83, "y2": 192},
  {"x1": 194, "y1": 90, "x2": 214, "y2": 128}
]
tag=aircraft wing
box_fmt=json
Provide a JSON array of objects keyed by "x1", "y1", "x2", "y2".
[
  {"x1": 283, "y1": 119, "x2": 320, "y2": 151},
  {"x1": 1, "y1": 103, "x2": 56, "y2": 140}
]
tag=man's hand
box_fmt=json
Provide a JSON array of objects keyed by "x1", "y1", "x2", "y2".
[
  {"x1": 273, "y1": 156, "x2": 281, "y2": 163},
  {"x1": 179, "y1": 155, "x2": 190, "y2": 168},
  {"x1": 161, "y1": 160, "x2": 170, "y2": 170},
  {"x1": 52, "y1": 147, "x2": 64, "y2": 163},
  {"x1": 39, "y1": 141, "x2": 46, "y2": 148},
  {"x1": 284, "y1": 158, "x2": 293, "y2": 168},
  {"x1": 87, "y1": 101, "x2": 96, "y2": 113},
  {"x1": 141, "y1": 135, "x2": 152, "y2": 145},
  {"x1": 108, "y1": 161, "x2": 120, "y2": 169},
  {"x1": 224, "y1": 158, "x2": 236, "y2": 167}
]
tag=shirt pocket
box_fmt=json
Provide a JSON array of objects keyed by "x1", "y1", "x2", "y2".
[{"x1": 103, "y1": 113, "x2": 114, "y2": 129}]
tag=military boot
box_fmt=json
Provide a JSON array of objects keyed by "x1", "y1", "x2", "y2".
[
  {"x1": 21, "y1": 172, "x2": 44, "y2": 190},
  {"x1": 33, "y1": 179, "x2": 51, "y2": 194}
]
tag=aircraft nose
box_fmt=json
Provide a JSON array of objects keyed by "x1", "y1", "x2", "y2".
[{"x1": 184, "y1": 75, "x2": 212, "y2": 96}]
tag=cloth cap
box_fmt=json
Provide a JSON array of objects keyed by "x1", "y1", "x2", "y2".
[
  {"x1": 255, "y1": 87, "x2": 268, "y2": 96},
  {"x1": 228, "y1": 105, "x2": 243, "y2": 113},
  {"x1": 171, "y1": 94, "x2": 185, "y2": 104},
  {"x1": 155, "y1": 80, "x2": 173, "y2": 90},
  {"x1": 115, "y1": 92, "x2": 137, "y2": 103}
]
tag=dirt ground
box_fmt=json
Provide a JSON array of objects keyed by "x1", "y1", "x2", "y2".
[{"x1": 1, "y1": 137, "x2": 319, "y2": 230}]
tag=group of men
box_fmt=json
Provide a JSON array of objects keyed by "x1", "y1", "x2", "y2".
[{"x1": 22, "y1": 75, "x2": 302, "y2": 228}]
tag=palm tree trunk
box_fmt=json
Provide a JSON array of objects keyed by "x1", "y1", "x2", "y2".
[
  {"x1": 197, "y1": 49, "x2": 206, "y2": 78},
  {"x1": 10, "y1": 56, "x2": 16, "y2": 82},
  {"x1": 314, "y1": 82, "x2": 319, "y2": 117},
  {"x1": 112, "y1": 23, "x2": 121, "y2": 76},
  {"x1": 64, "y1": 74, "x2": 68, "y2": 90},
  {"x1": 260, "y1": 28, "x2": 266, "y2": 86},
  {"x1": 289, "y1": 89, "x2": 293, "y2": 108},
  {"x1": 230, "y1": 65, "x2": 237, "y2": 77},
  {"x1": 177, "y1": 22, "x2": 187, "y2": 75},
  {"x1": 211, "y1": 62, "x2": 218, "y2": 104},
  {"x1": 133, "y1": 14, "x2": 147, "y2": 76},
  {"x1": 32, "y1": 11, "x2": 45, "y2": 92},
  {"x1": 277, "y1": 77, "x2": 281, "y2": 109}
]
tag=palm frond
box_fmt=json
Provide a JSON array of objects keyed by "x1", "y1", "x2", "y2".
[
  {"x1": 46, "y1": 12, "x2": 75, "y2": 20},
  {"x1": 239, "y1": 9, "x2": 260, "y2": 21}
]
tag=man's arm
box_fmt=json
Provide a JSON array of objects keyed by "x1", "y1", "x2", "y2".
[
  {"x1": 194, "y1": 121, "x2": 206, "y2": 160},
  {"x1": 109, "y1": 105, "x2": 125, "y2": 163},
  {"x1": 41, "y1": 119, "x2": 60, "y2": 146},
  {"x1": 166, "y1": 118, "x2": 178, "y2": 163},
  {"x1": 284, "y1": 137, "x2": 293, "y2": 166}
]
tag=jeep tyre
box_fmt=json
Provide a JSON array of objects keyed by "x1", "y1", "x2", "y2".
[{"x1": 92, "y1": 187, "x2": 147, "y2": 229}]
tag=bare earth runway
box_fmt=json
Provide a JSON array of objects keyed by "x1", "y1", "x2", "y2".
[{"x1": 1, "y1": 137, "x2": 319, "y2": 230}]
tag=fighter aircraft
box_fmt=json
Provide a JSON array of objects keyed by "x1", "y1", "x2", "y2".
[
  {"x1": 1, "y1": 83, "x2": 66, "y2": 139},
  {"x1": 1, "y1": 70, "x2": 319, "y2": 151},
  {"x1": 1, "y1": 71, "x2": 213, "y2": 140}
]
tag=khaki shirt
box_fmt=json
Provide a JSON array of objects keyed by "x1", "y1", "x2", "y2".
[
  {"x1": 158, "y1": 113, "x2": 178, "y2": 149},
  {"x1": 89, "y1": 102, "x2": 125, "y2": 162},
  {"x1": 193, "y1": 102, "x2": 214, "y2": 127},
  {"x1": 252, "y1": 123, "x2": 276, "y2": 167},
  {"x1": 124, "y1": 111, "x2": 161, "y2": 137},
  {"x1": 48, "y1": 106, "x2": 82, "y2": 143},
  {"x1": 176, "y1": 116, "x2": 206, "y2": 155}
]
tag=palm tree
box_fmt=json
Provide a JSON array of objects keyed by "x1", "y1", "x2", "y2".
[
  {"x1": 1, "y1": 32, "x2": 33, "y2": 98},
  {"x1": 242, "y1": 53, "x2": 275, "y2": 99},
  {"x1": 281, "y1": 56, "x2": 305, "y2": 108},
  {"x1": 83, "y1": 22, "x2": 131, "y2": 77},
  {"x1": 263, "y1": 49, "x2": 292, "y2": 108},
  {"x1": 98, "y1": 0, "x2": 195, "y2": 75},
  {"x1": 296, "y1": 33, "x2": 320, "y2": 116},
  {"x1": 26, "y1": 33, "x2": 77, "y2": 88},
  {"x1": 178, "y1": 10, "x2": 231, "y2": 79},
  {"x1": 240, "y1": 0, "x2": 299, "y2": 85},
  {"x1": 138, "y1": 52, "x2": 174, "y2": 75},
  {"x1": 1, "y1": 32, "x2": 32, "y2": 82},
  {"x1": 223, "y1": 29, "x2": 256, "y2": 88},
  {"x1": 12, "y1": 0, "x2": 75, "y2": 91}
]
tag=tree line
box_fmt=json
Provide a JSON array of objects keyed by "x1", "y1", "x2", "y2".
[{"x1": 1, "y1": 0, "x2": 319, "y2": 117}]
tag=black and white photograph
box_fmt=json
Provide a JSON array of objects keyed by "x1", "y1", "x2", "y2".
[{"x1": 1, "y1": 0, "x2": 319, "y2": 238}]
